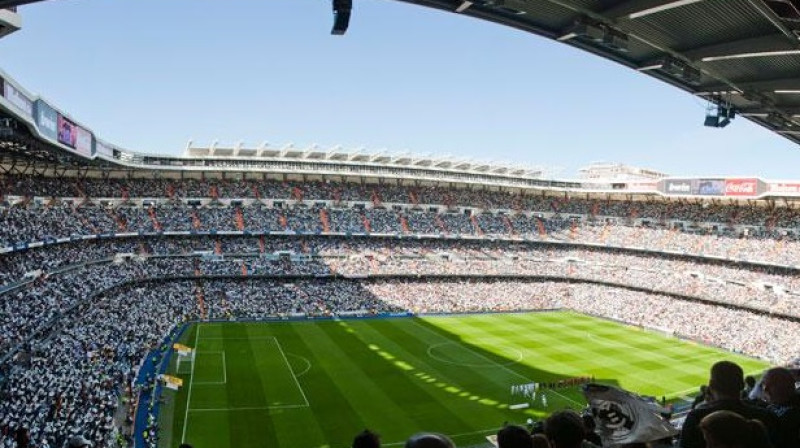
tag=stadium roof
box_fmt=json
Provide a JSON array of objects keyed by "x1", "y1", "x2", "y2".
[
  {"x1": 1, "y1": 0, "x2": 800, "y2": 146},
  {"x1": 391, "y1": 0, "x2": 800, "y2": 144}
]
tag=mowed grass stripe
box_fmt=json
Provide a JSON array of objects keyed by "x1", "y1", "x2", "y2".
[
  {"x1": 287, "y1": 321, "x2": 422, "y2": 446},
  {"x1": 417, "y1": 315, "x2": 590, "y2": 408},
  {"x1": 321, "y1": 321, "x2": 483, "y2": 438},
  {"x1": 266, "y1": 323, "x2": 346, "y2": 448},
  {"x1": 357, "y1": 319, "x2": 528, "y2": 429},
  {"x1": 225, "y1": 324, "x2": 278, "y2": 448},
  {"x1": 166, "y1": 312, "x2": 771, "y2": 448}
]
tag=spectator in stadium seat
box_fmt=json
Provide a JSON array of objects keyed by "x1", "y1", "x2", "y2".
[
  {"x1": 353, "y1": 429, "x2": 381, "y2": 448},
  {"x1": 581, "y1": 414, "x2": 602, "y2": 447},
  {"x1": 544, "y1": 410, "x2": 587, "y2": 448},
  {"x1": 680, "y1": 361, "x2": 777, "y2": 448},
  {"x1": 404, "y1": 433, "x2": 455, "y2": 448},
  {"x1": 497, "y1": 424, "x2": 533, "y2": 448},
  {"x1": 761, "y1": 367, "x2": 800, "y2": 448},
  {"x1": 699, "y1": 410, "x2": 772, "y2": 448},
  {"x1": 66, "y1": 435, "x2": 92, "y2": 448},
  {"x1": 692, "y1": 386, "x2": 708, "y2": 410},
  {"x1": 531, "y1": 433, "x2": 551, "y2": 448}
]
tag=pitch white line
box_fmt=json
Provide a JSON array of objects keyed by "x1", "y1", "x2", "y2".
[
  {"x1": 222, "y1": 351, "x2": 227, "y2": 384},
  {"x1": 412, "y1": 320, "x2": 583, "y2": 407},
  {"x1": 273, "y1": 337, "x2": 310, "y2": 406},
  {"x1": 188, "y1": 404, "x2": 309, "y2": 412},
  {"x1": 383, "y1": 427, "x2": 501, "y2": 447},
  {"x1": 199, "y1": 336, "x2": 277, "y2": 340},
  {"x1": 286, "y1": 353, "x2": 312, "y2": 377},
  {"x1": 194, "y1": 352, "x2": 227, "y2": 385},
  {"x1": 181, "y1": 325, "x2": 200, "y2": 443}
]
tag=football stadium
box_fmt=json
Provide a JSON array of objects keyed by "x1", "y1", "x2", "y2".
[{"x1": 1, "y1": 1, "x2": 800, "y2": 448}]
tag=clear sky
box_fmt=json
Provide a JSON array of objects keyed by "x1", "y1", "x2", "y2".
[{"x1": 1, "y1": 0, "x2": 799, "y2": 179}]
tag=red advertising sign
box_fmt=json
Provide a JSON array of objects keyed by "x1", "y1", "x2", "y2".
[
  {"x1": 725, "y1": 178, "x2": 758, "y2": 197},
  {"x1": 769, "y1": 183, "x2": 800, "y2": 195}
]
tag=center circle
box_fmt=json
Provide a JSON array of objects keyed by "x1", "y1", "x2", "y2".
[{"x1": 426, "y1": 342, "x2": 524, "y2": 367}]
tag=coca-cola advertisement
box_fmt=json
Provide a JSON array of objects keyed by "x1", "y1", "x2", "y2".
[{"x1": 725, "y1": 178, "x2": 758, "y2": 197}]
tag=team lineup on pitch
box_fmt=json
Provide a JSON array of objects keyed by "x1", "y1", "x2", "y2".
[{"x1": 161, "y1": 312, "x2": 768, "y2": 448}]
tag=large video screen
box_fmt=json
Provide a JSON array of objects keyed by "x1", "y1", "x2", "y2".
[{"x1": 57, "y1": 115, "x2": 77, "y2": 148}]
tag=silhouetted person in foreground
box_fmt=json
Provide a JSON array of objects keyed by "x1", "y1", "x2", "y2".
[
  {"x1": 761, "y1": 367, "x2": 800, "y2": 448},
  {"x1": 353, "y1": 429, "x2": 381, "y2": 448},
  {"x1": 404, "y1": 433, "x2": 455, "y2": 448},
  {"x1": 544, "y1": 410, "x2": 586, "y2": 448},
  {"x1": 700, "y1": 410, "x2": 772, "y2": 448},
  {"x1": 680, "y1": 361, "x2": 777, "y2": 448},
  {"x1": 497, "y1": 425, "x2": 533, "y2": 448}
]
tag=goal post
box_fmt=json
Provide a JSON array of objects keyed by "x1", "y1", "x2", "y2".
[{"x1": 174, "y1": 343, "x2": 195, "y2": 374}]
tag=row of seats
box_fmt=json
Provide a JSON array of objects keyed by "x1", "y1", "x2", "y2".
[{"x1": 3, "y1": 174, "x2": 799, "y2": 227}]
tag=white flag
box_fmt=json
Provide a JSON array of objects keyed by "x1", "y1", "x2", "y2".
[{"x1": 582, "y1": 383, "x2": 678, "y2": 445}]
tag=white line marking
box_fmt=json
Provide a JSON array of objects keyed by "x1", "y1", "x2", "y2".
[
  {"x1": 188, "y1": 404, "x2": 309, "y2": 412},
  {"x1": 198, "y1": 336, "x2": 276, "y2": 340},
  {"x1": 426, "y1": 342, "x2": 524, "y2": 367},
  {"x1": 193, "y1": 352, "x2": 227, "y2": 385},
  {"x1": 222, "y1": 351, "x2": 227, "y2": 384},
  {"x1": 273, "y1": 337, "x2": 310, "y2": 406},
  {"x1": 181, "y1": 325, "x2": 200, "y2": 443},
  {"x1": 412, "y1": 320, "x2": 583, "y2": 407},
  {"x1": 383, "y1": 428, "x2": 501, "y2": 446},
  {"x1": 286, "y1": 353, "x2": 312, "y2": 377}
]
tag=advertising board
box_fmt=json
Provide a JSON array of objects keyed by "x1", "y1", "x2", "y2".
[
  {"x1": 663, "y1": 179, "x2": 693, "y2": 195},
  {"x1": 74, "y1": 125, "x2": 93, "y2": 157},
  {"x1": 2, "y1": 80, "x2": 33, "y2": 117},
  {"x1": 724, "y1": 178, "x2": 759, "y2": 197},
  {"x1": 34, "y1": 100, "x2": 58, "y2": 141},
  {"x1": 695, "y1": 179, "x2": 725, "y2": 196}
]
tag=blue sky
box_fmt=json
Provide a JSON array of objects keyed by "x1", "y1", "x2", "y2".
[{"x1": 1, "y1": 0, "x2": 799, "y2": 179}]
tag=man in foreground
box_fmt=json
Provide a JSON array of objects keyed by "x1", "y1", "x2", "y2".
[{"x1": 680, "y1": 361, "x2": 777, "y2": 448}]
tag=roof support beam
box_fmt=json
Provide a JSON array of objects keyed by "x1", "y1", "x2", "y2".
[
  {"x1": 0, "y1": 0, "x2": 43, "y2": 7},
  {"x1": 738, "y1": 106, "x2": 800, "y2": 116},
  {"x1": 682, "y1": 33, "x2": 798, "y2": 62},
  {"x1": 699, "y1": 76, "x2": 800, "y2": 94},
  {"x1": 600, "y1": 0, "x2": 703, "y2": 20}
]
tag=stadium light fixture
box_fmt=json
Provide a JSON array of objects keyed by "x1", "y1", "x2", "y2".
[
  {"x1": 637, "y1": 63, "x2": 663, "y2": 71},
  {"x1": 331, "y1": 0, "x2": 352, "y2": 35},
  {"x1": 455, "y1": 1, "x2": 473, "y2": 13},
  {"x1": 704, "y1": 102, "x2": 735, "y2": 128},
  {"x1": 702, "y1": 49, "x2": 800, "y2": 62},
  {"x1": 628, "y1": 0, "x2": 704, "y2": 19},
  {"x1": 774, "y1": 90, "x2": 800, "y2": 94}
]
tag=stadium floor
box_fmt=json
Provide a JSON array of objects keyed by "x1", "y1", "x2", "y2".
[{"x1": 159, "y1": 311, "x2": 768, "y2": 448}]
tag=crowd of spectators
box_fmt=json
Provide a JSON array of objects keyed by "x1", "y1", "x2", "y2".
[
  {"x1": 2, "y1": 236, "x2": 799, "y2": 317},
  {"x1": 3, "y1": 175, "x2": 800, "y2": 447},
  {"x1": 2, "y1": 275, "x2": 798, "y2": 447}
]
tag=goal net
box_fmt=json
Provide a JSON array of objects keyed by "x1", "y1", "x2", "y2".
[{"x1": 174, "y1": 343, "x2": 196, "y2": 375}]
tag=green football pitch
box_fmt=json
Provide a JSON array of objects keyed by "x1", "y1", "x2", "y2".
[{"x1": 159, "y1": 311, "x2": 769, "y2": 448}]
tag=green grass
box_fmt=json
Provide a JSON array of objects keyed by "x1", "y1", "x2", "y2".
[{"x1": 159, "y1": 311, "x2": 769, "y2": 448}]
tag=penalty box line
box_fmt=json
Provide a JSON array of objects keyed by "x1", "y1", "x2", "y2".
[
  {"x1": 185, "y1": 330, "x2": 310, "y2": 414},
  {"x1": 193, "y1": 351, "x2": 228, "y2": 385}
]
